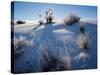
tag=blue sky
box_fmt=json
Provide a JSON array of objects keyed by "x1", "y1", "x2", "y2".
[{"x1": 12, "y1": 1, "x2": 97, "y2": 21}]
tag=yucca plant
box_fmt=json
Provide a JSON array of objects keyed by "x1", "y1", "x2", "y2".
[{"x1": 45, "y1": 9, "x2": 53, "y2": 23}]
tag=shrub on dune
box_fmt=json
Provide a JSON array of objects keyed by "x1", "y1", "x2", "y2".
[
  {"x1": 16, "y1": 20, "x2": 26, "y2": 24},
  {"x1": 63, "y1": 13, "x2": 80, "y2": 25},
  {"x1": 38, "y1": 20, "x2": 44, "y2": 25}
]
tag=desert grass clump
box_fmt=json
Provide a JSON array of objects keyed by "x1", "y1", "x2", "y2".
[
  {"x1": 56, "y1": 56, "x2": 71, "y2": 70},
  {"x1": 77, "y1": 33, "x2": 90, "y2": 49},
  {"x1": 77, "y1": 21, "x2": 91, "y2": 49},
  {"x1": 63, "y1": 13, "x2": 80, "y2": 25},
  {"x1": 39, "y1": 46, "x2": 57, "y2": 71},
  {"x1": 14, "y1": 38, "x2": 26, "y2": 58},
  {"x1": 42, "y1": 54, "x2": 71, "y2": 71},
  {"x1": 14, "y1": 36, "x2": 33, "y2": 58},
  {"x1": 39, "y1": 45, "x2": 71, "y2": 71}
]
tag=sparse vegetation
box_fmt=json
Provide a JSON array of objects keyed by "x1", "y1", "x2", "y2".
[
  {"x1": 14, "y1": 38, "x2": 26, "y2": 58},
  {"x1": 14, "y1": 36, "x2": 33, "y2": 58},
  {"x1": 38, "y1": 20, "x2": 44, "y2": 25},
  {"x1": 41, "y1": 47, "x2": 71, "y2": 71},
  {"x1": 63, "y1": 13, "x2": 80, "y2": 25},
  {"x1": 77, "y1": 33, "x2": 90, "y2": 49},
  {"x1": 30, "y1": 40, "x2": 72, "y2": 72},
  {"x1": 16, "y1": 20, "x2": 26, "y2": 24},
  {"x1": 12, "y1": 9, "x2": 97, "y2": 73},
  {"x1": 79, "y1": 22, "x2": 85, "y2": 34},
  {"x1": 77, "y1": 22, "x2": 91, "y2": 49}
]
